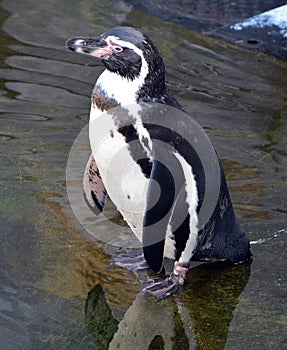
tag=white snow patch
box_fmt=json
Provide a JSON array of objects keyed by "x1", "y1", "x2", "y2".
[{"x1": 231, "y1": 5, "x2": 287, "y2": 38}]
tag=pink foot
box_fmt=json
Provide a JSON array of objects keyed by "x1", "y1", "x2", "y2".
[{"x1": 109, "y1": 253, "x2": 149, "y2": 271}]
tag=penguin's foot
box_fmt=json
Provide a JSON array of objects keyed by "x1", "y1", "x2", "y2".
[
  {"x1": 109, "y1": 253, "x2": 149, "y2": 271},
  {"x1": 142, "y1": 263, "x2": 188, "y2": 301}
]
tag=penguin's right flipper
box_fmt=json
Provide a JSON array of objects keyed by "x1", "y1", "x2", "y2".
[{"x1": 83, "y1": 154, "x2": 108, "y2": 215}]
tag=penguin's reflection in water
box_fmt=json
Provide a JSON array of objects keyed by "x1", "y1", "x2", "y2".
[{"x1": 85, "y1": 261, "x2": 251, "y2": 350}]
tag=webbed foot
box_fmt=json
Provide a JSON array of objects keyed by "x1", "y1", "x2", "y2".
[
  {"x1": 141, "y1": 263, "x2": 188, "y2": 300},
  {"x1": 109, "y1": 253, "x2": 149, "y2": 271}
]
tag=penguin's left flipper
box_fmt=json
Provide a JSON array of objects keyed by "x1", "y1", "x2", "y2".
[
  {"x1": 141, "y1": 142, "x2": 191, "y2": 299},
  {"x1": 142, "y1": 144, "x2": 188, "y2": 273},
  {"x1": 83, "y1": 154, "x2": 107, "y2": 215}
]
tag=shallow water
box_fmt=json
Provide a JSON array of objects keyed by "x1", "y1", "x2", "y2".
[{"x1": 0, "y1": 0, "x2": 286, "y2": 349}]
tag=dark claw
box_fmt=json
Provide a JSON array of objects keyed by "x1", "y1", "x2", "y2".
[{"x1": 109, "y1": 253, "x2": 149, "y2": 271}]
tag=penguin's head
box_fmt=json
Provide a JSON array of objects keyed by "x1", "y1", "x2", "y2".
[{"x1": 66, "y1": 27, "x2": 166, "y2": 92}]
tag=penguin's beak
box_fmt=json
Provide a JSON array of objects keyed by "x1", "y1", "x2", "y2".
[{"x1": 65, "y1": 37, "x2": 113, "y2": 58}]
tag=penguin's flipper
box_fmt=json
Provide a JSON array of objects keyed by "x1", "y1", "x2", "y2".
[
  {"x1": 83, "y1": 154, "x2": 107, "y2": 215},
  {"x1": 142, "y1": 142, "x2": 187, "y2": 273}
]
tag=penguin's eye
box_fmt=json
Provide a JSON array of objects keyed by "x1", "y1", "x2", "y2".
[
  {"x1": 83, "y1": 39, "x2": 93, "y2": 46},
  {"x1": 112, "y1": 45, "x2": 123, "y2": 53}
]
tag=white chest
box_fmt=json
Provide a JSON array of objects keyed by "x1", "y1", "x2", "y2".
[
  {"x1": 95, "y1": 69, "x2": 146, "y2": 107},
  {"x1": 89, "y1": 103, "x2": 150, "y2": 241}
]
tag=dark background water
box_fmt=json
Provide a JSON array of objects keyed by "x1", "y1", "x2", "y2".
[
  {"x1": 0, "y1": 0, "x2": 286, "y2": 349},
  {"x1": 125, "y1": 0, "x2": 287, "y2": 32}
]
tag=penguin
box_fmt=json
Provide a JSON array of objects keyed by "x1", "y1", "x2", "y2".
[{"x1": 66, "y1": 27, "x2": 252, "y2": 300}]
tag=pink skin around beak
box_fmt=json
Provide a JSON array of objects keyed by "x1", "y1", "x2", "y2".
[
  {"x1": 89, "y1": 47, "x2": 113, "y2": 58},
  {"x1": 90, "y1": 38, "x2": 123, "y2": 58}
]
